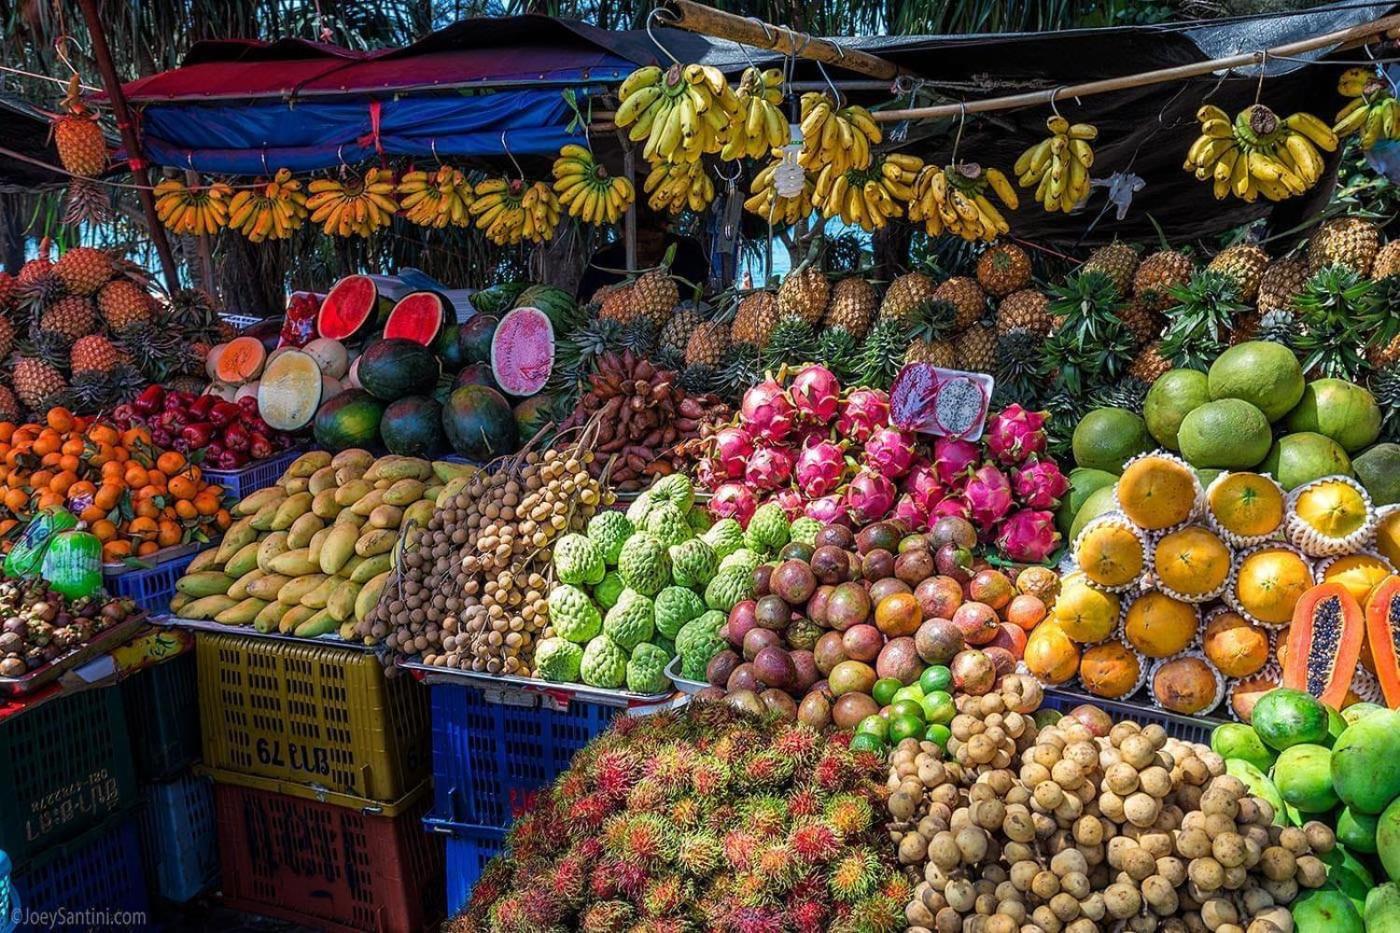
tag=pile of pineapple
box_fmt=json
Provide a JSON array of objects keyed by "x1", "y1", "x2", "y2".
[{"x1": 0, "y1": 242, "x2": 231, "y2": 419}]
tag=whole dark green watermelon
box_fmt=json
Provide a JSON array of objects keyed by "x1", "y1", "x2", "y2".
[
  {"x1": 455, "y1": 362, "x2": 500, "y2": 392},
  {"x1": 513, "y1": 393, "x2": 557, "y2": 444},
  {"x1": 512, "y1": 284, "x2": 577, "y2": 330},
  {"x1": 314, "y1": 389, "x2": 386, "y2": 449},
  {"x1": 443, "y1": 385, "x2": 519, "y2": 461},
  {"x1": 435, "y1": 322, "x2": 464, "y2": 371},
  {"x1": 380, "y1": 396, "x2": 447, "y2": 457},
  {"x1": 457, "y1": 314, "x2": 499, "y2": 365},
  {"x1": 357, "y1": 338, "x2": 440, "y2": 401},
  {"x1": 470, "y1": 283, "x2": 526, "y2": 316}
]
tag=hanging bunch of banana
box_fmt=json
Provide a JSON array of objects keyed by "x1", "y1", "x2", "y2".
[
  {"x1": 397, "y1": 166, "x2": 475, "y2": 228},
  {"x1": 720, "y1": 67, "x2": 788, "y2": 161},
  {"x1": 744, "y1": 154, "x2": 815, "y2": 226},
  {"x1": 552, "y1": 144, "x2": 635, "y2": 225},
  {"x1": 644, "y1": 159, "x2": 715, "y2": 214},
  {"x1": 908, "y1": 162, "x2": 1018, "y2": 242},
  {"x1": 305, "y1": 168, "x2": 399, "y2": 237},
  {"x1": 614, "y1": 63, "x2": 739, "y2": 164},
  {"x1": 1015, "y1": 116, "x2": 1097, "y2": 213},
  {"x1": 154, "y1": 177, "x2": 234, "y2": 235},
  {"x1": 797, "y1": 93, "x2": 881, "y2": 176},
  {"x1": 1184, "y1": 104, "x2": 1336, "y2": 203},
  {"x1": 812, "y1": 153, "x2": 921, "y2": 233},
  {"x1": 1334, "y1": 67, "x2": 1400, "y2": 150},
  {"x1": 227, "y1": 169, "x2": 307, "y2": 242},
  {"x1": 470, "y1": 178, "x2": 560, "y2": 246}
]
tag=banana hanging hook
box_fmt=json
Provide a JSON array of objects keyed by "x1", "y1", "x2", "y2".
[
  {"x1": 500, "y1": 131, "x2": 524, "y2": 182},
  {"x1": 646, "y1": 8, "x2": 681, "y2": 66},
  {"x1": 951, "y1": 100, "x2": 968, "y2": 165}
]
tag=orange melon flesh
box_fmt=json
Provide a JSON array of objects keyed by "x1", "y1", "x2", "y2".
[
  {"x1": 216, "y1": 336, "x2": 267, "y2": 384},
  {"x1": 1283, "y1": 582, "x2": 1364, "y2": 708},
  {"x1": 1365, "y1": 577, "x2": 1400, "y2": 708}
]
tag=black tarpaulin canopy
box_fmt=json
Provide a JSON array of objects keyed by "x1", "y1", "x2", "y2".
[{"x1": 0, "y1": 93, "x2": 69, "y2": 191}]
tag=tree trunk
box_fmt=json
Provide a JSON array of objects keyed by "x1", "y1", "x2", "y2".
[{"x1": 0, "y1": 195, "x2": 24, "y2": 275}]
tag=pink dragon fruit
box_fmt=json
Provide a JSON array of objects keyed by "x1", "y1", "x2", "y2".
[
  {"x1": 995, "y1": 508, "x2": 1061, "y2": 563},
  {"x1": 741, "y1": 378, "x2": 795, "y2": 443},
  {"x1": 931, "y1": 495, "x2": 971, "y2": 521},
  {"x1": 772, "y1": 488, "x2": 805, "y2": 521},
  {"x1": 895, "y1": 493, "x2": 930, "y2": 531},
  {"x1": 983, "y1": 404, "x2": 1048, "y2": 466},
  {"x1": 796, "y1": 439, "x2": 846, "y2": 498},
  {"x1": 964, "y1": 463, "x2": 1015, "y2": 528},
  {"x1": 863, "y1": 425, "x2": 917, "y2": 478},
  {"x1": 903, "y1": 462, "x2": 946, "y2": 514},
  {"x1": 694, "y1": 458, "x2": 719, "y2": 490},
  {"x1": 711, "y1": 483, "x2": 757, "y2": 526},
  {"x1": 836, "y1": 388, "x2": 890, "y2": 445},
  {"x1": 933, "y1": 437, "x2": 980, "y2": 488},
  {"x1": 1013, "y1": 458, "x2": 1071, "y2": 509},
  {"x1": 712, "y1": 426, "x2": 755, "y2": 480},
  {"x1": 790, "y1": 364, "x2": 841, "y2": 424},
  {"x1": 745, "y1": 446, "x2": 794, "y2": 492},
  {"x1": 804, "y1": 494, "x2": 847, "y2": 524},
  {"x1": 844, "y1": 470, "x2": 897, "y2": 524}
]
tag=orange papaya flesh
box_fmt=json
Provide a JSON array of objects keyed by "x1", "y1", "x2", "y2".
[
  {"x1": 1283, "y1": 582, "x2": 1364, "y2": 709},
  {"x1": 1365, "y1": 576, "x2": 1400, "y2": 708}
]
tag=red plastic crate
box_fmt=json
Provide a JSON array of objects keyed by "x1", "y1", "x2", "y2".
[{"x1": 213, "y1": 780, "x2": 443, "y2": 932}]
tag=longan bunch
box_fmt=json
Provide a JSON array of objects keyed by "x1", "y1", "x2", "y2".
[{"x1": 948, "y1": 690, "x2": 1039, "y2": 775}]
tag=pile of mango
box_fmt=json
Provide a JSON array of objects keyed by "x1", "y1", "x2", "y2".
[{"x1": 169, "y1": 449, "x2": 476, "y2": 640}]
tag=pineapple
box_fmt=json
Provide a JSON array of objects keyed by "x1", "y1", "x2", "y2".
[
  {"x1": 1159, "y1": 270, "x2": 1249, "y2": 372},
  {"x1": 1206, "y1": 243, "x2": 1269, "y2": 303},
  {"x1": 0, "y1": 272, "x2": 14, "y2": 311},
  {"x1": 595, "y1": 283, "x2": 636, "y2": 324},
  {"x1": 933, "y1": 276, "x2": 987, "y2": 330},
  {"x1": 717, "y1": 342, "x2": 762, "y2": 402},
  {"x1": 975, "y1": 242, "x2": 1032, "y2": 297},
  {"x1": 1369, "y1": 334, "x2": 1400, "y2": 369},
  {"x1": 904, "y1": 338, "x2": 956, "y2": 368},
  {"x1": 618, "y1": 318, "x2": 659, "y2": 357},
  {"x1": 71, "y1": 335, "x2": 120, "y2": 375},
  {"x1": 685, "y1": 321, "x2": 730, "y2": 368},
  {"x1": 39, "y1": 295, "x2": 95, "y2": 341},
  {"x1": 762, "y1": 318, "x2": 818, "y2": 369},
  {"x1": 995, "y1": 289, "x2": 1052, "y2": 336},
  {"x1": 1256, "y1": 309, "x2": 1299, "y2": 351},
  {"x1": 0, "y1": 317, "x2": 15, "y2": 360},
  {"x1": 1082, "y1": 241, "x2": 1140, "y2": 295},
  {"x1": 1256, "y1": 257, "x2": 1308, "y2": 315},
  {"x1": 879, "y1": 272, "x2": 936, "y2": 324},
  {"x1": 1132, "y1": 250, "x2": 1194, "y2": 311},
  {"x1": 954, "y1": 323, "x2": 997, "y2": 373},
  {"x1": 822, "y1": 278, "x2": 878, "y2": 339},
  {"x1": 815, "y1": 328, "x2": 861, "y2": 383},
  {"x1": 777, "y1": 267, "x2": 830, "y2": 326},
  {"x1": 53, "y1": 77, "x2": 108, "y2": 177},
  {"x1": 97, "y1": 279, "x2": 154, "y2": 333},
  {"x1": 676, "y1": 365, "x2": 716, "y2": 397},
  {"x1": 165, "y1": 375, "x2": 206, "y2": 396},
  {"x1": 1373, "y1": 364, "x2": 1400, "y2": 441},
  {"x1": 1230, "y1": 311, "x2": 1261, "y2": 345},
  {"x1": 730, "y1": 291, "x2": 778, "y2": 349},
  {"x1": 660, "y1": 307, "x2": 705, "y2": 356},
  {"x1": 994, "y1": 329, "x2": 1045, "y2": 402},
  {"x1": 1089, "y1": 378, "x2": 1151, "y2": 414},
  {"x1": 1119, "y1": 297, "x2": 1163, "y2": 347},
  {"x1": 1129, "y1": 343, "x2": 1172, "y2": 383},
  {"x1": 11, "y1": 357, "x2": 67, "y2": 411},
  {"x1": 1373, "y1": 241, "x2": 1400, "y2": 279},
  {"x1": 0, "y1": 385, "x2": 18, "y2": 422},
  {"x1": 53, "y1": 247, "x2": 112, "y2": 296},
  {"x1": 859, "y1": 317, "x2": 914, "y2": 388},
  {"x1": 1307, "y1": 216, "x2": 1380, "y2": 275},
  {"x1": 630, "y1": 270, "x2": 679, "y2": 326},
  {"x1": 15, "y1": 255, "x2": 60, "y2": 314}
]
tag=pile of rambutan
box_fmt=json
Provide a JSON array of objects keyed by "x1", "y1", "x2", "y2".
[{"x1": 449, "y1": 702, "x2": 907, "y2": 933}]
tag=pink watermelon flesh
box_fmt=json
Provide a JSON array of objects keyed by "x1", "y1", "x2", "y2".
[
  {"x1": 491, "y1": 307, "x2": 554, "y2": 397},
  {"x1": 384, "y1": 291, "x2": 446, "y2": 347},
  {"x1": 317, "y1": 275, "x2": 379, "y2": 341}
]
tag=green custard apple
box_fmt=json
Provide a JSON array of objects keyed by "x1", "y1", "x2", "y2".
[
  {"x1": 553, "y1": 533, "x2": 606, "y2": 586},
  {"x1": 580, "y1": 635, "x2": 628, "y2": 688},
  {"x1": 617, "y1": 534, "x2": 671, "y2": 596},
  {"x1": 603, "y1": 589, "x2": 656, "y2": 651},
  {"x1": 626, "y1": 642, "x2": 671, "y2": 694},
  {"x1": 649, "y1": 473, "x2": 694, "y2": 510},
  {"x1": 654, "y1": 585, "x2": 707, "y2": 639},
  {"x1": 701, "y1": 518, "x2": 745, "y2": 558},
  {"x1": 718, "y1": 547, "x2": 761, "y2": 578},
  {"x1": 644, "y1": 501, "x2": 693, "y2": 548},
  {"x1": 534, "y1": 637, "x2": 583, "y2": 683},
  {"x1": 686, "y1": 506, "x2": 711, "y2": 533},
  {"x1": 669, "y1": 538, "x2": 718, "y2": 589},
  {"x1": 586, "y1": 511, "x2": 634, "y2": 565},
  {"x1": 744, "y1": 501, "x2": 791, "y2": 554},
  {"x1": 546, "y1": 584, "x2": 602, "y2": 643},
  {"x1": 704, "y1": 564, "x2": 753, "y2": 613},
  {"x1": 790, "y1": 516, "x2": 820, "y2": 546},
  {"x1": 625, "y1": 492, "x2": 654, "y2": 526},
  {"x1": 594, "y1": 571, "x2": 625, "y2": 610},
  {"x1": 676, "y1": 609, "x2": 727, "y2": 680}
]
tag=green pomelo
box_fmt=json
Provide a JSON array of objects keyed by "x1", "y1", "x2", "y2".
[
  {"x1": 1293, "y1": 888, "x2": 1365, "y2": 933},
  {"x1": 1328, "y1": 706, "x2": 1347, "y2": 745},
  {"x1": 1381, "y1": 796, "x2": 1400, "y2": 881},
  {"x1": 1325, "y1": 844, "x2": 1375, "y2": 913},
  {"x1": 1252, "y1": 688, "x2": 1331, "y2": 750},
  {"x1": 1177, "y1": 398, "x2": 1273, "y2": 469},
  {"x1": 1144, "y1": 368, "x2": 1211, "y2": 450},
  {"x1": 1208, "y1": 340, "x2": 1306, "y2": 421},
  {"x1": 1071, "y1": 408, "x2": 1150, "y2": 472},
  {"x1": 1225, "y1": 758, "x2": 1285, "y2": 822},
  {"x1": 1273, "y1": 744, "x2": 1339, "y2": 813},
  {"x1": 1068, "y1": 485, "x2": 1120, "y2": 545},
  {"x1": 1354, "y1": 443, "x2": 1400, "y2": 506},
  {"x1": 1055, "y1": 468, "x2": 1119, "y2": 538},
  {"x1": 1194, "y1": 468, "x2": 1222, "y2": 489},
  {"x1": 1339, "y1": 806, "x2": 1381, "y2": 854},
  {"x1": 1262, "y1": 432, "x2": 1353, "y2": 490},
  {"x1": 1365, "y1": 882, "x2": 1400, "y2": 933},
  {"x1": 1211, "y1": 722, "x2": 1277, "y2": 773},
  {"x1": 1342, "y1": 701, "x2": 1388, "y2": 726},
  {"x1": 1286, "y1": 378, "x2": 1382, "y2": 452},
  {"x1": 1332, "y1": 709, "x2": 1400, "y2": 814}
]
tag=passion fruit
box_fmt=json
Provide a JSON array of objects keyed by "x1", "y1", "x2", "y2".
[
  {"x1": 754, "y1": 594, "x2": 791, "y2": 631},
  {"x1": 779, "y1": 541, "x2": 814, "y2": 562},
  {"x1": 832, "y1": 692, "x2": 880, "y2": 729},
  {"x1": 967, "y1": 569, "x2": 1014, "y2": 611},
  {"x1": 842, "y1": 624, "x2": 884, "y2": 662},
  {"x1": 950, "y1": 649, "x2": 996, "y2": 695},
  {"x1": 814, "y1": 631, "x2": 847, "y2": 675},
  {"x1": 706, "y1": 649, "x2": 741, "y2": 687},
  {"x1": 743, "y1": 627, "x2": 782, "y2": 660},
  {"x1": 726, "y1": 600, "x2": 758, "y2": 648},
  {"x1": 930, "y1": 515, "x2": 977, "y2": 551},
  {"x1": 875, "y1": 591, "x2": 922, "y2": 636},
  {"x1": 877, "y1": 636, "x2": 923, "y2": 685},
  {"x1": 797, "y1": 690, "x2": 833, "y2": 728},
  {"x1": 827, "y1": 582, "x2": 872, "y2": 631},
  {"x1": 828, "y1": 659, "x2": 878, "y2": 696},
  {"x1": 814, "y1": 524, "x2": 855, "y2": 550},
  {"x1": 856, "y1": 522, "x2": 902, "y2": 555},
  {"x1": 986, "y1": 622, "x2": 1028, "y2": 659},
  {"x1": 915, "y1": 575, "x2": 964, "y2": 619},
  {"x1": 914, "y1": 617, "x2": 964, "y2": 664},
  {"x1": 869, "y1": 577, "x2": 912, "y2": 606},
  {"x1": 894, "y1": 549, "x2": 936, "y2": 586},
  {"x1": 952, "y1": 601, "x2": 1000, "y2": 645},
  {"x1": 862, "y1": 548, "x2": 896, "y2": 581},
  {"x1": 753, "y1": 645, "x2": 797, "y2": 691},
  {"x1": 810, "y1": 545, "x2": 851, "y2": 585},
  {"x1": 770, "y1": 559, "x2": 817, "y2": 605}
]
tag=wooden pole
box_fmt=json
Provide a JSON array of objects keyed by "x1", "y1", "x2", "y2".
[
  {"x1": 658, "y1": 0, "x2": 901, "y2": 80},
  {"x1": 75, "y1": 0, "x2": 180, "y2": 293},
  {"x1": 185, "y1": 168, "x2": 217, "y2": 294}
]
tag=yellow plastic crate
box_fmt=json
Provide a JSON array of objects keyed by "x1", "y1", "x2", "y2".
[{"x1": 196, "y1": 633, "x2": 429, "y2": 804}]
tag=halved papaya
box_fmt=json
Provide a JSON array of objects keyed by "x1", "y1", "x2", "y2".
[
  {"x1": 215, "y1": 336, "x2": 267, "y2": 385},
  {"x1": 1283, "y1": 582, "x2": 1365, "y2": 708},
  {"x1": 1365, "y1": 576, "x2": 1400, "y2": 708},
  {"x1": 317, "y1": 274, "x2": 389, "y2": 342},
  {"x1": 383, "y1": 291, "x2": 446, "y2": 347}
]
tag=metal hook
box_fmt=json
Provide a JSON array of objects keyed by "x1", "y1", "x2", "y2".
[
  {"x1": 430, "y1": 137, "x2": 441, "y2": 166},
  {"x1": 730, "y1": 37, "x2": 758, "y2": 71},
  {"x1": 1255, "y1": 50, "x2": 1268, "y2": 106},
  {"x1": 646, "y1": 9, "x2": 680, "y2": 66},
  {"x1": 814, "y1": 59, "x2": 843, "y2": 108},
  {"x1": 53, "y1": 36, "x2": 83, "y2": 79},
  {"x1": 260, "y1": 148, "x2": 271, "y2": 176},
  {"x1": 500, "y1": 131, "x2": 524, "y2": 181},
  {"x1": 1049, "y1": 86, "x2": 1066, "y2": 120},
  {"x1": 951, "y1": 100, "x2": 968, "y2": 165},
  {"x1": 715, "y1": 159, "x2": 741, "y2": 184}
]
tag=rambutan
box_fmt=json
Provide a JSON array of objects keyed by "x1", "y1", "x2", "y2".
[
  {"x1": 518, "y1": 887, "x2": 564, "y2": 926},
  {"x1": 571, "y1": 793, "x2": 613, "y2": 835},
  {"x1": 580, "y1": 899, "x2": 633, "y2": 933},
  {"x1": 756, "y1": 843, "x2": 800, "y2": 892},
  {"x1": 614, "y1": 859, "x2": 649, "y2": 898},
  {"x1": 642, "y1": 875, "x2": 687, "y2": 917},
  {"x1": 836, "y1": 894, "x2": 904, "y2": 933},
  {"x1": 551, "y1": 854, "x2": 587, "y2": 906},
  {"x1": 689, "y1": 759, "x2": 730, "y2": 796},
  {"x1": 789, "y1": 897, "x2": 830, "y2": 933},
  {"x1": 726, "y1": 905, "x2": 786, "y2": 933},
  {"x1": 740, "y1": 796, "x2": 789, "y2": 837},
  {"x1": 723, "y1": 829, "x2": 759, "y2": 871},
  {"x1": 623, "y1": 813, "x2": 675, "y2": 864},
  {"x1": 669, "y1": 795, "x2": 703, "y2": 829},
  {"x1": 812, "y1": 750, "x2": 855, "y2": 792},
  {"x1": 824, "y1": 794, "x2": 874, "y2": 837},
  {"x1": 643, "y1": 745, "x2": 692, "y2": 792},
  {"x1": 593, "y1": 749, "x2": 642, "y2": 802},
  {"x1": 728, "y1": 871, "x2": 773, "y2": 908},
  {"x1": 627, "y1": 780, "x2": 667, "y2": 813},
  {"x1": 880, "y1": 873, "x2": 913, "y2": 905},
  {"x1": 771, "y1": 724, "x2": 821, "y2": 763},
  {"x1": 787, "y1": 786, "x2": 823, "y2": 818},
  {"x1": 742, "y1": 750, "x2": 794, "y2": 786},
  {"x1": 674, "y1": 832, "x2": 722, "y2": 876},
  {"x1": 486, "y1": 894, "x2": 528, "y2": 931},
  {"x1": 556, "y1": 769, "x2": 590, "y2": 803},
  {"x1": 827, "y1": 848, "x2": 882, "y2": 903},
  {"x1": 790, "y1": 821, "x2": 842, "y2": 864}
]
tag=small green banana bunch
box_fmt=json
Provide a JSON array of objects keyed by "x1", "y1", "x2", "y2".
[{"x1": 1015, "y1": 116, "x2": 1097, "y2": 213}]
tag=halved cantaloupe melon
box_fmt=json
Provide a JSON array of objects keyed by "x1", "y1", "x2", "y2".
[
  {"x1": 1283, "y1": 582, "x2": 1365, "y2": 708},
  {"x1": 216, "y1": 336, "x2": 267, "y2": 385},
  {"x1": 257, "y1": 349, "x2": 323, "y2": 431}
]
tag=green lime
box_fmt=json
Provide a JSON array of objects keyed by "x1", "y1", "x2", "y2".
[
  {"x1": 849, "y1": 732, "x2": 886, "y2": 754},
  {"x1": 856, "y1": 714, "x2": 889, "y2": 741},
  {"x1": 889, "y1": 714, "x2": 924, "y2": 744},
  {"x1": 924, "y1": 723, "x2": 952, "y2": 748},
  {"x1": 890, "y1": 699, "x2": 927, "y2": 723},
  {"x1": 892, "y1": 684, "x2": 925, "y2": 705},
  {"x1": 872, "y1": 677, "x2": 902, "y2": 707},
  {"x1": 919, "y1": 665, "x2": 952, "y2": 694},
  {"x1": 921, "y1": 690, "x2": 956, "y2": 725}
]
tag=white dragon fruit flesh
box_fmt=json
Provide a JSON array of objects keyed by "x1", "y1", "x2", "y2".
[
  {"x1": 1013, "y1": 458, "x2": 1070, "y2": 509},
  {"x1": 804, "y1": 494, "x2": 847, "y2": 524},
  {"x1": 741, "y1": 378, "x2": 795, "y2": 443},
  {"x1": 995, "y1": 508, "x2": 1060, "y2": 563},
  {"x1": 710, "y1": 483, "x2": 757, "y2": 526},
  {"x1": 796, "y1": 439, "x2": 846, "y2": 498},
  {"x1": 745, "y1": 445, "x2": 794, "y2": 491},
  {"x1": 790, "y1": 364, "x2": 841, "y2": 424},
  {"x1": 771, "y1": 487, "x2": 805, "y2": 521},
  {"x1": 964, "y1": 463, "x2": 1015, "y2": 528},
  {"x1": 933, "y1": 437, "x2": 980, "y2": 488},
  {"x1": 984, "y1": 404, "x2": 1048, "y2": 466},
  {"x1": 844, "y1": 470, "x2": 897, "y2": 524},
  {"x1": 836, "y1": 388, "x2": 890, "y2": 445},
  {"x1": 712, "y1": 426, "x2": 755, "y2": 480},
  {"x1": 863, "y1": 425, "x2": 918, "y2": 478},
  {"x1": 895, "y1": 493, "x2": 930, "y2": 531}
]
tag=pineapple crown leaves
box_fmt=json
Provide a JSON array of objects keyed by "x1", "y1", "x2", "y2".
[
  {"x1": 762, "y1": 317, "x2": 819, "y2": 370},
  {"x1": 907, "y1": 298, "x2": 958, "y2": 342},
  {"x1": 1291, "y1": 265, "x2": 1392, "y2": 380},
  {"x1": 1158, "y1": 269, "x2": 1249, "y2": 372},
  {"x1": 717, "y1": 341, "x2": 762, "y2": 403},
  {"x1": 1372, "y1": 363, "x2": 1400, "y2": 442},
  {"x1": 993, "y1": 328, "x2": 1049, "y2": 404},
  {"x1": 857, "y1": 317, "x2": 915, "y2": 391},
  {"x1": 1087, "y1": 377, "x2": 1151, "y2": 415},
  {"x1": 1044, "y1": 285, "x2": 1136, "y2": 396},
  {"x1": 1294, "y1": 264, "x2": 1378, "y2": 331},
  {"x1": 815, "y1": 327, "x2": 862, "y2": 384},
  {"x1": 1046, "y1": 270, "x2": 1124, "y2": 342}
]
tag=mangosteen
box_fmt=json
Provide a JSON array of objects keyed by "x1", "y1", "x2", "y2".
[
  {"x1": 855, "y1": 521, "x2": 901, "y2": 555},
  {"x1": 751, "y1": 563, "x2": 774, "y2": 597},
  {"x1": 861, "y1": 548, "x2": 895, "y2": 582},
  {"x1": 771, "y1": 559, "x2": 818, "y2": 605},
  {"x1": 893, "y1": 549, "x2": 936, "y2": 586},
  {"x1": 935, "y1": 542, "x2": 974, "y2": 584},
  {"x1": 815, "y1": 524, "x2": 855, "y2": 550},
  {"x1": 754, "y1": 595, "x2": 791, "y2": 631},
  {"x1": 779, "y1": 541, "x2": 815, "y2": 562},
  {"x1": 930, "y1": 516, "x2": 977, "y2": 551},
  {"x1": 810, "y1": 546, "x2": 851, "y2": 585}
]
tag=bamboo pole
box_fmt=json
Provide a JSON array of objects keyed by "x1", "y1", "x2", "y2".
[
  {"x1": 75, "y1": 0, "x2": 181, "y2": 293},
  {"x1": 657, "y1": 0, "x2": 901, "y2": 80}
]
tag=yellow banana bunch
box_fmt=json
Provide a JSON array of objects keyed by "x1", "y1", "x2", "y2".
[
  {"x1": 720, "y1": 67, "x2": 787, "y2": 161},
  {"x1": 643, "y1": 159, "x2": 715, "y2": 214},
  {"x1": 397, "y1": 166, "x2": 475, "y2": 228},
  {"x1": 520, "y1": 181, "x2": 561, "y2": 243},
  {"x1": 470, "y1": 177, "x2": 560, "y2": 246},
  {"x1": 227, "y1": 169, "x2": 307, "y2": 242},
  {"x1": 908, "y1": 162, "x2": 1018, "y2": 242},
  {"x1": 305, "y1": 168, "x2": 399, "y2": 237},
  {"x1": 1334, "y1": 67, "x2": 1400, "y2": 150},
  {"x1": 552, "y1": 144, "x2": 635, "y2": 225},
  {"x1": 1015, "y1": 116, "x2": 1097, "y2": 213},
  {"x1": 812, "y1": 152, "x2": 921, "y2": 233},
  {"x1": 1184, "y1": 103, "x2": 1336, "y2": 204},
  {"x1": 154, "y1": 177, "x2": 234, "y2": 235},
  {"x1": 797, "y1": 93, "x2": 880, "y2": 176},
  {"x1": 744, "y1": 154, "x2": 815, "y2": 226},
  {"x1": 614, "y1": 63, "x2": 739, "y2": 165}
]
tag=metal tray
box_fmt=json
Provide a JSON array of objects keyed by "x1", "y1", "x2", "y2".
[
  {"x1": 0, "y1": 613, "x2": 148, "y2": 696},
  {"x1": 664, "y1": 655, "x2": 710, "y2": 696},
  {"x1": 399, "y1": 658, "x2": 677, "y2": 709},
  {"x1": 151, "y1": 614, "x2": 386, "y2": 654}
]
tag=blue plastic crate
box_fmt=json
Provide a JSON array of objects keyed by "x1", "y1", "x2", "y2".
[
  {"x1": 429, "y1": 683, "x2": 621, "y2": 828},
  {"x1": 12, "y1": 815, "x2": 149, "y2": 931},
  {"x1": 1041, "y1": 688, "x2": 1216, "y2": 744},
  {"x1": 135, "y1": 772, "x2": 217, "y2": 903},
  {"x1": 0, "y1": 850, "x2": 15, "y2": 933},
  {"x1": 105, "y1": 551, "x2": 196, "y2": 613},
  {"x1": 423, "y1": 819, "x2": 505, "y2": 918},
  {"x1": 202, "y1": 447, "x2": 304, "y2": 501},
  {"x1": 121, "y1": 653, "x2": 199, "y2": 781}
]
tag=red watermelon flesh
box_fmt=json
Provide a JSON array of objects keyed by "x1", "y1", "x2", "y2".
[
  {"x1": 384, "y1": 291, "x2": 446, "y2": 347},
  {"x1": 490, "y1": 307, "x2": 554, "y2": 397},
  {"x1": 317, "y1": 275, "x2": 382, "y2": 342}
]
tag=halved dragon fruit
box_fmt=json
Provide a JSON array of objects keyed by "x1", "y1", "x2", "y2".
[
  {"x1": 790, "y1": 364, "x2": 841, "y2": 424},
  {"x1": 984, "y1": 404, "x2": 1048, "y2": 466},
  {"x1": 746, "y1": 446, "x2": 794, "y2": 491},
  {"x1": 964, "y1": 464, "x2": 1014, "y2": 528},
  {"x1": 796, "y1": 439, "x2": 846, "y2": 498},
  {"x1": 864, "y1": 425, "x2": 917, "y2": 479},
  {"x1": 836, "y1": 388, "x2": 889, "y2": 445},
  {"x1": 995, "y1": 508, "x2": 1060, "y2": 563},
  {"x1": 844, "y1": 470, "x2": 896, "y2": 524},
  {"x1": 490, "y1": 307, "x2": 555, "y2": 397},
  {"x1": 711, "y1": 483, "x2": 757, "y2": 526},
  {"x1": 741, "y1": 378, "x2": 795, "y2": 444},
  {"x1": 1013, "y1": 458, "x2": 1070, "y2": 509},
  {"x1": 933, "y1": 437, "x2": 980, "y2": 488},
  {"x1": 713, "y1": 426, "x2": 755, "y2": 481}
]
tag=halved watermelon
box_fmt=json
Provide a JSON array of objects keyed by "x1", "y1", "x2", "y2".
[
  {"x1": 216, "y1": 336, "x2": 267, "y2": 385},
  {"x1": 384, "y1": 291, "x2": 447, "y2": 347},
  {"x1": 257, "y1": 349, "x2": 324, "y2": 431},
  {"x1": 490, "y1": 307, "x2": 554, "y2": 398},
  {"x1": 317, "y1": 274, "x2": 390, "y2": 342}
]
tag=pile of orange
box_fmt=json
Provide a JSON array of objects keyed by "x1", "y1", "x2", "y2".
[{"x1": 0, "y1": 408, "x2": 231, "y2": 562}]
